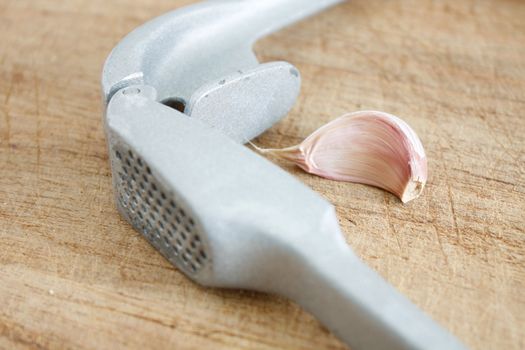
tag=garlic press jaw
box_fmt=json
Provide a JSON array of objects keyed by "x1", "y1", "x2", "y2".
[{"x1": 102, "y1": 0, "x2": 344, "y2": 142}]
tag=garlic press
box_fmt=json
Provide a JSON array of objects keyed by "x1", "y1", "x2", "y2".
[{"x1": 101, "y1": 1, "x2": 466, "y2": 349}]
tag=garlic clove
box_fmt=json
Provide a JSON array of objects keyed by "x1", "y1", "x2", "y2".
[{"x1": 253, "y1": 111, "x2": 428, "y2": 203}]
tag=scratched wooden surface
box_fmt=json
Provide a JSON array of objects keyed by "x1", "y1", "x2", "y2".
[{"x1": 0, "y1": 0, "x2": 524, "y2": 349}]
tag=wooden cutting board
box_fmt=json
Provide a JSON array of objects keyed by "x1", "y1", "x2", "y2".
[{"x1": 1, "y1": 0, "x2": 524, "y2": 349}]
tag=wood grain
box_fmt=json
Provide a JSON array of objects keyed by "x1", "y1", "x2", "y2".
[{"x1": 1, "y1": 0, "x2": 524, "y2": 349}]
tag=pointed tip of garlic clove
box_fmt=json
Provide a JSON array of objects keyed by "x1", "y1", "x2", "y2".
[{"x1": 250, "y1": 142, "x2": 306, "y2": 165}]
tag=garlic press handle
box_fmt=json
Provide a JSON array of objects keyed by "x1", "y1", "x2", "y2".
[
  {"x1": 279, "y1": 232, "x2": 467, "y2": 350},
  {"x1": 222, "y1": 0, "x2": 345, "y2": 40}
]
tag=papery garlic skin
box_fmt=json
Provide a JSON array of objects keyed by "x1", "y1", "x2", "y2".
[{"x1": 255, "y1": 111, "x2": 428, "y2": 203}]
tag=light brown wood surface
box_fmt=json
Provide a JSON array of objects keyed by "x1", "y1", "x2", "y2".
[{"x1": 1, "y1": 0, "x2": 524, "y2": 349}]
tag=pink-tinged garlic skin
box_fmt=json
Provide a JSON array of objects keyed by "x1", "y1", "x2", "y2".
[{"x1": 256, "y1": 111, "x2": 428, "y2": 203}]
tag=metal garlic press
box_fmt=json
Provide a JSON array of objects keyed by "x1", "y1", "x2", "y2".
[{"x1": 101, "y1": 1, "x2": 466, "y2": 349}]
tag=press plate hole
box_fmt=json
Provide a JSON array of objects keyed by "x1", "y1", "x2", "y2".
[
  {"x1": 162, "y1": 97, "x2": 186, "y2": 113},
  {"x1": 123, "y1": 87, "x2": 141, "y2": 95}
]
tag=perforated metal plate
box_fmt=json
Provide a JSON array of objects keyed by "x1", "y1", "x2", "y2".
[{"x1": 111, "y1": 144, "x2": 209, "y2": 275}]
